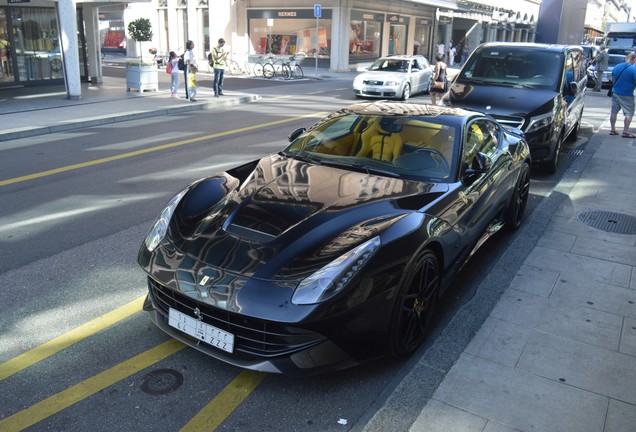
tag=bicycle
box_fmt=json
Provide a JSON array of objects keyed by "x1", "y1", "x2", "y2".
[
  {"x1": 226, "y1": 53, "x2": 251, "y2": 76},
  {"x1": 254, "y1": 54, "x2": 278, "y2": 78},
  {"x1": 253, "y1": 54, "x2": 270, "y2": 77},
  {"x1": 280, "y1": 55, "x2": 304, "y2": 80}
]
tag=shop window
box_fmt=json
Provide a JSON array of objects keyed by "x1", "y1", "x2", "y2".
[
  {"x1": 12, "y1": 7, "x2": 63, "y2": 82},
  {"x1": 349, "y1": 20, "x2": 381, "y2": 60}
]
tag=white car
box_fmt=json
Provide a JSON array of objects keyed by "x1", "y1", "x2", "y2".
[{"x1": 353, "y1": 55, "x2": 434, "y2": 101}]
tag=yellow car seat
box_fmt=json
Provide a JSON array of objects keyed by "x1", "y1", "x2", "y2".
[{"x1": 356, "y1": 117, "x2": 404, "y2": 162}]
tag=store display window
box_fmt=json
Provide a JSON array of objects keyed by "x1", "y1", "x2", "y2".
[
  {"x1": 247, "y1": 9, "x2": 332, "y2": 59},
  {"x1": 349, "y1": 11, "x2": 382, "y2": 61},
  {"x1": 12, "y1": 7, "x2": 63, "y2": 82}
]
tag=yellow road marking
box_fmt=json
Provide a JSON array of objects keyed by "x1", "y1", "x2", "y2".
[
  {"x1": 0, "y1": 112, "x2": 327, "y2": 187},
  {"x1": 0, "y1": 296, "x2": 146, "y2": 381},
  {"x1": 180, "y1": 370, "x2": 267, "y2": 432},
  {"x1": 0, "y1": 339, "x2": 185, "y2": 432}
]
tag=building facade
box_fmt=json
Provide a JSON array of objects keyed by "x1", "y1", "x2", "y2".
[
  {"x1": 7, "y1": 0, "x2": 629, "y2": 97},
  {"x1": 119, "y1": 0, "x2": 542, "y2": 72}
]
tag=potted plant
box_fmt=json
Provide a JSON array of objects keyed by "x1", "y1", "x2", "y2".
[{"x1": 126, "y1": 17, "x2": 158, "y2": 92}]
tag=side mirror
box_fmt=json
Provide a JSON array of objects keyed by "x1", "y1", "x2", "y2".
[
  {"x1": 569, "y1": 81, "x2": 579, "y2": 95},
  {"x1": 464, "y1": 152, "x2": 492, "y2": 175},
  {"x1": 288, "y1": 127, "x2": 306, "y2": 142}
]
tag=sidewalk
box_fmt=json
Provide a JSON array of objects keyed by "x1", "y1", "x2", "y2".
[
  {"x1": 2, "y1": 75, "x2": 635, "y2": 431},
  {"x1": 0, "y1": 74, "x2": 261, "y2": 142},
  {"x1": 363, "y1": 92, "x2": 636, "y2": 432}
]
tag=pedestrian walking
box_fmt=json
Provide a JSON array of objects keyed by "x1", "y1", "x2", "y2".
[
  {"x1": 461, "y1": 44, "x2": 470, "y2": 66},
  {"x1": 448, "y1": 45, "x2": 456, "y2": 67},
  {"x1": 212, "y1": 38, "x2": 228, "y2": 97},
  {"x1": 593, "y1": 45, "x2": 609, "y2": 92},
  {"x1": 183, "y1": 40, "x2": 195, "y2": 100},
  {"x1": 609, "y1": 52, "x2": 636, "y2": 138},
  {"x1": 430, "y1": 53, "x2": 447, "y2": 106},
  {"x1": 168, "y1": 51, "x2": 180, "y2": 98}
]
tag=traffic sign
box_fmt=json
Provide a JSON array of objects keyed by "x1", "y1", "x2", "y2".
[{"x1": 314, "y1": 4, "x2": 321, "y2": 18}]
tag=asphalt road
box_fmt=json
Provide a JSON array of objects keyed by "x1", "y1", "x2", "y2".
[{"x1": 0, "y1": 72, "x2": 609, "y2": 431}]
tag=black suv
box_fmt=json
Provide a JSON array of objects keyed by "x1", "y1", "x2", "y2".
[{"x1": 445, "y1": 43, "x2": 587, "y2": 173}]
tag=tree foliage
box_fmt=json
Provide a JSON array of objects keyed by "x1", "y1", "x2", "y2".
[{"x1": 128, "y1": 18, "x2": 153, "y2": 42}]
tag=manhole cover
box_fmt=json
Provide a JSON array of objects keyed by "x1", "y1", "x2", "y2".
[
  {"x1": 577, "y1": 211, "x2": 636, "y2": 234},
  {"x1": 140, "y1": 368, "x2": 184, "y2": 395}
]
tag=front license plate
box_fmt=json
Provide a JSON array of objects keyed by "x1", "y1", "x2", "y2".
[{"x1": 168, "y1": 308, "x2": 234, "y2": 353}]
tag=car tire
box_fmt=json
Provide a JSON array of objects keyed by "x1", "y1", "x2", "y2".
[
  {"x1": 542, "y1": 133, "x2": 563, "y2": 174},
  {"x1": 389, "y1": 249, "x2": 440, "y2": 357},
  {"x1": 506, "y1": 163, "x2": 530, "y2": 230},
  {"x1": 401, "y1": 83, "x2": 411, "y2": 101}
]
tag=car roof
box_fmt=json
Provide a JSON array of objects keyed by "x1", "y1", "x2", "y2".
[
  {"x1": 475, "y1": 42, "x2": 583, "y2": 53},
  {"x1": 376, "y1": 55, "x2": 426, "y2": 60},
  {"x1": 341, "y1": 101, "x2": 476, "y2": 120}
]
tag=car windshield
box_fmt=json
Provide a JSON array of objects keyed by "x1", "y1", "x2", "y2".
[
  {"x1": 458, "y1": 48, "x2": 563, "y2": 90},
  {"x1": 608, "y1": 55, "x2": 625, "y2": 67},
  {"x1": 283, "y1": 112, "x2": 459, "y2": 182},
  {"x1": 368, "y1": 59, "x2": 409, "y2": 72}
]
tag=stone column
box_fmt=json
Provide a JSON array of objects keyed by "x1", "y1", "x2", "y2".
[
  {"x1": 57, "y1": 0, "x2": 81, "y2": 99},
  {"x1": 330, "y1": 0, "x2": 351, "y2": 72},
  {"x1": 84, "y1": 5, "x2": 102, "y2": 84}
]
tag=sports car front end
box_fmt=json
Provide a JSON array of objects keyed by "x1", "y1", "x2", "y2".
[{"x1": 138, "y1": 154, "x2": 451, "y2": 377}]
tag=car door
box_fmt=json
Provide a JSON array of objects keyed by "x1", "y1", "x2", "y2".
[
  {"x1": 563, "y1": 48, "x2": 586, "y2": 137},
  {"x1": 439, "y1": 118, "x2": 512, "y2": 263},
  {"x1": 410, "y1": 59, "x2": 425, "y2": 93}
]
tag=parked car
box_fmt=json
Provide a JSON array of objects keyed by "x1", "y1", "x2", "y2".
[
  {"x1": 444, "y1": 42, "x2": 587, "y2": 173},
  {"x1": 138, "y1": 101, "x2": 531, "y2": 377},
  {"x1": 587, "y1": 53, "x2": 625, "y2": 88},
  {"x1": 352, "y1": 55, "x2": 434, "y2": 100}
]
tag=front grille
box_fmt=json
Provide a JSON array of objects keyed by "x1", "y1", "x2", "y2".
[
  {"x1": 492, "y1": 115, "x2": 525, "y2": 130},
  {"x1": 363, "y1": 79, "x2": 383, "y2": 85},
  {"x1": 147, "y1": 278, "x2": 325, "y2": 358}
]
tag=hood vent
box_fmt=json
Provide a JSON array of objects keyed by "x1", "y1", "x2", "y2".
[{"x1": 225, "y1": 223, "x2": 276, "y2": 242}]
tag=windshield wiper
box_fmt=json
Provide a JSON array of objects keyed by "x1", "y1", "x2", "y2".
[
  {"x1": 284, "y1": 151, "x2": 320, "y2": 164},
  {"x1": 320, "y1": 159, "x2": 400, "y2": 177}
]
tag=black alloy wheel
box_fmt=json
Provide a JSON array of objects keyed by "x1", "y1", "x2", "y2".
[
  {"x1": 390, "y1": 249, "x2": 440, "y2": 356},
  {"x1": 506, "y1": 162, "x2": 530, "y2": 230}
]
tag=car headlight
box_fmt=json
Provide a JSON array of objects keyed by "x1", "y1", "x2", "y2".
[
  {"x1": 291, "y1": 236, "x2": 381, "y2": 305},
  {"x1": 384, "y1": 80, "x2": 399, "y2": 86},
  {"x1": 144, "y1": 189, "x2": 188, "y2": 252},
  {"x1": 525, "y1": 111, "x2": 553, "y2": 134}
]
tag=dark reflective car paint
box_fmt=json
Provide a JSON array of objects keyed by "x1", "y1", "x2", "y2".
[
  {"x1": 138, "y1": 102, "x2": 531, "y2": 377},
  {"x1": 446, "y1": 43, "x2": 587, "y2": 170}
]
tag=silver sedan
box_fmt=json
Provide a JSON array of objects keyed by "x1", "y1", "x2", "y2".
[{"x1": 353, "y1": 55, "x2": 434, "y2": 101}]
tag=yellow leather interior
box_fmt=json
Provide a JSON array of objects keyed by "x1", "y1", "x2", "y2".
[{"x1": 356, "y1": 117, "x2": 404, "y2": 162}]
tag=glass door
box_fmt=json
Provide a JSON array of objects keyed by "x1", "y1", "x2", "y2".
[{"x1": 0, "y1": 8, "x2": 16, "y2": 84}]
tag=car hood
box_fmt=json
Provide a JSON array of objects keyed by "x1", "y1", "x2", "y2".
[
  {"x1": 167, "y1": 154, "x2": 448, "y2": 277},
  {"x1": 448, "y1": 81, "x2": 557, "y2": 117},
  {"x1": 355, "y1": 71, "x2": 408, "y2": 82}
]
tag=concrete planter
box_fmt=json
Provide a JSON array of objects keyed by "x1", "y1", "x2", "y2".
[{"x1": 126, "y1": 64, "x2": 158, "y2": 92}]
